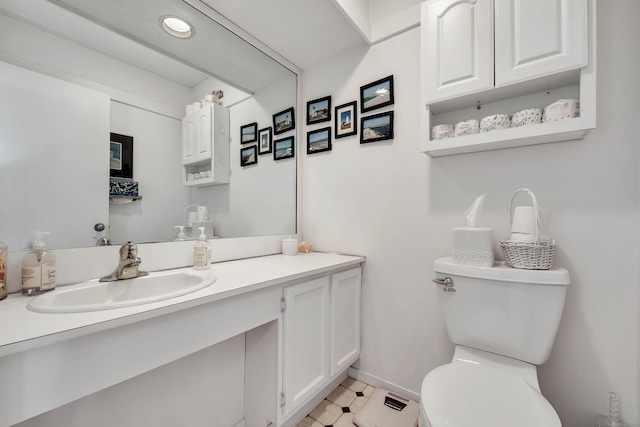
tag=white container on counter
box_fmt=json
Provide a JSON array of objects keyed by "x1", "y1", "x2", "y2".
[{"x1": 282, "y1": 236, "x2": 298, "y2": 256}]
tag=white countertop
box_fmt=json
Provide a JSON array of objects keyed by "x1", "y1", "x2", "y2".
[{"x1": 0, "y1": 252, "x2": 364, "y2": 357}]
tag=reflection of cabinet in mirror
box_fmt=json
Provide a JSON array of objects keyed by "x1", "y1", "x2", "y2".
[{"x1": 182, "y1": 103, "x2": 230, "y2": 187}]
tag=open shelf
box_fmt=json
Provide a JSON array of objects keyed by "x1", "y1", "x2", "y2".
[{"x1": 422, "y1": 117, "x2": 589, "y2": 157}]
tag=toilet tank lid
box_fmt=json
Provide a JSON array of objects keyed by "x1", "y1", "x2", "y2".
[{"x1": 434, "y1": 257, "x2": 570, "y2": 286}]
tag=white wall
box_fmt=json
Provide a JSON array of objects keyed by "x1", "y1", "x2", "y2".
[{"x1": 301, "y1": 2, "x2": 640, "y2": 425}]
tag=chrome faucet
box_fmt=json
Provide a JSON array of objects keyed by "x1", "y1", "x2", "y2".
[{"x1": 99, "y1": 242, "x2": 148, "y2": 282}]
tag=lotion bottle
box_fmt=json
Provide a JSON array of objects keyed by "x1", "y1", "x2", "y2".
[
  {"x1": 21, "y1": 231, "x2": 56, "y2": 296},
  {"x1": 193, "y1": 227, "x2": 210, "y2": 270}
]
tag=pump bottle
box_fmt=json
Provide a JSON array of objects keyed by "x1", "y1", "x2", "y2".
[
  {"x1": 21, "y1": 231, "x2": 56, "y2": 296},
  {"x1": 193, "y1": 227, "x2": 211, "y2": 270}
]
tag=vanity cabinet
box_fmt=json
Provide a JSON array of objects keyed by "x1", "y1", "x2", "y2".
[
  {"x1": 280, "y1": 267, "x2": 362, "y2": 422},
  {"x1": 421, "y1": 0, "x2": 595, "y2": 157},
  {"x1": 181, "y1": 103, "x2": 230, "y2": 187}
]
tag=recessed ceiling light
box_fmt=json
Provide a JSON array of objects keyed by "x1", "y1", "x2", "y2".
[{"x1": 160, "y1": 16, "x2": 194, "y2": 39}]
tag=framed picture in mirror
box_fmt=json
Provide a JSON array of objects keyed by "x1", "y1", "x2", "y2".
[
  {"x1": 335, "y1": 101, "x2": 357, "y2": 139},
  {"x1": 109, "y1": 133, "x2": 133, "y2": 179},
  {"x1": 241, "y1": 122, "x2": 258, "y2": 144},
  {"x1": 258, "y1": 127, "x2": 273, "y2": 155},
  {"x1": 273, "y1": 107, "x2": 295, "y2": 135},
  {"x1": 240, "y1": 145, "x2": 257, "y2": 166},
  {"x1": 274, "y1": 136, "x2": 295, "y2": 160},
  {"x1": 307, "y1": 96, "x2": 331, "y2": 125},
  {"x1": 360, "y1": 75, "x2": 394, "y2": 113}
]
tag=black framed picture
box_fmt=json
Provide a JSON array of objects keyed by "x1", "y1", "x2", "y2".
[
  {"x1": 240, "y1": 122, "x2": 258, "y2": 144},
  {"x1": 109, "y1": 132, "x2": 133, "y2": 179},
  {"x1": 334, "y1": 101, "x2": 357, "y2": 139},
  {"x1": 273, "y1": 107, "x2": 295, "y2": 135},
  {"x1": 274, "y1": 136, "x2": 295, "y2": 160},
  {"x1": 240, "y1": 145, "x2": 257, "y2": 166},
  {"x1": 306, "y1": 96, "x2": 331, "y2": 125},
  {"x1": 360, "y1": 75, "x2": 394, "y2": 113},
  {"x1": 258, "y1": 127, "x2": 273, "y2": 155},
  {"x1": 307, "y1": 127, "x2": 332, "y2": 154},
  {"x1": 361, "y1": 111, "x2": 394, "y2": 144}
]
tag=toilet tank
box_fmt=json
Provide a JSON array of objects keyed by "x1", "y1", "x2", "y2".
[{"x1": 433, "y1": 257, "x2": 570, "y2": 365}]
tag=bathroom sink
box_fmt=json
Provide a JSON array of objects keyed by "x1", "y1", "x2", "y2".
[{"x1": 27, "y1": 269, "x2": 216, "y2": 313}]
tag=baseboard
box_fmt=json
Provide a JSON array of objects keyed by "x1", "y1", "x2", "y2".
[
  {"x1": 347, "y1": 367, "x2": 421, "y2": 403},
  {"x1": 231, "y1": 418, "x2": 245, "y2": 427}
]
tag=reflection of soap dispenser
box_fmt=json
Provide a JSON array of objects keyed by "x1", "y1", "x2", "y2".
[
  {"x1": 193, "y1": 227, "x2": 211, "y2": 270},
  {"x1": 175, "y1": 226, "x2": 186, "y2": 241},
  {"x1": 21, "y1": 231, "x2": 56, "y2": 296}
]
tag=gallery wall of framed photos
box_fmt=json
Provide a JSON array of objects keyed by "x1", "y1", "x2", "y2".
[{"x1": 304, "y1": 74, "x2": 395, "y2": 156}]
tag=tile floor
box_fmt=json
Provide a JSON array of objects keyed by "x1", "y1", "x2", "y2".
[{"x1": 295, "y1": 377, "x2": 375, "y2": 427}]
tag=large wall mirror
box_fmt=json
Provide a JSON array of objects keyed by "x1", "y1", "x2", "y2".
[{"x1": 0, "y1": 0, "x2": 298, "y2": 251}]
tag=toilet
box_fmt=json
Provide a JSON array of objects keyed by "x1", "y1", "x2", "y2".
[{"x1": 419, "y1": 257, "x2": 570, "y2": 427}]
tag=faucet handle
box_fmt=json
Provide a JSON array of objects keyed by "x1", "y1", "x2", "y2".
[{"x1": 120, "y1": 241, "x2": 138, "y2": 259}]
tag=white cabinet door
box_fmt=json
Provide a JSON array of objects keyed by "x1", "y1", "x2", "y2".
[
  {"x1": 494, "y1": 0, "x2": 588, "y2": 87},
  {"x1": 182, "y1": 114, "x2": 196, "y2": 165},
  {"x1": 182, "y1": 105, "x2": 213, "y2": 166},
  {"x1": 330, "y1": 268, "x2": 362, "y2": 378},
  {"x1": 423, "y1": 0, "x2": 494, "y2": 103},
  {"x1": 195, "y1": 106, "x2": 212, "y2": 161},
  {"x1": 281, "y1": 276, "x2": 330, "y2": 419}
]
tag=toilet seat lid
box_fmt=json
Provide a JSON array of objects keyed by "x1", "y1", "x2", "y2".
[{"x1": 421, "y1": 362, "x2": 560, "y2": 427}]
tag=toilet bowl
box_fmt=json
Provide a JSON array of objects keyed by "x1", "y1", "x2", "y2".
[
  {"x1": 420, "y1": 258, "x2": 570, "y2": 427},
  {"x1": 419, "y1": 347, "x2": 560, "y2": 427}
]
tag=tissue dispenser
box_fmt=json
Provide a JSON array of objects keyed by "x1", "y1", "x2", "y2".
[{"x1": 452, "y1": 227, "x2": 494, "y2": 267}]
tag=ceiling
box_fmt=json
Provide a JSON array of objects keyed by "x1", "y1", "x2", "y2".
[
  {"x1": 199, "y1": 0, "x2": 368, "y2": 70},
  {"x1": 0, "y1": 0, "x2": 372, "y2": 92}
]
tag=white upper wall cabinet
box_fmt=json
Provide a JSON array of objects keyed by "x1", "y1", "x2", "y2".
[
  {"x1": 494, "y1": 0, "x2": 588, "y2": 87},
  {"x1": 182, "y1": 103, "x2": 230, "y2": 186},
  {"x1": 420, "y1": 0, "x2": 594, "y2": 157},
  {"x1": 424, "y1": 0, "x2": 587, "y2": 104},
  {"x1": 424, "y1": 0, "x2": 494, "y2": 103}
]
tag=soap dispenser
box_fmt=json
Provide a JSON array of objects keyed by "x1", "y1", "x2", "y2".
[
  {"x1": 175, "y1": 226, "x2": 186, "y2": 241},
  {"x1": 21, "y1": 231, "x2": 56, "y2": 296},
  {"x1": 193, "y1": 227, "x2": 211, "y2": 270}
]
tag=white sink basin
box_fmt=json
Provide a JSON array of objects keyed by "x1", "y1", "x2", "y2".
[{"x1": 27, "y1": 269, "x2": 216, "y2": 313}]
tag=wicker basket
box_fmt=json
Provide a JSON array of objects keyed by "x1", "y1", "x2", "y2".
[{"x1": 499, "y1": 188, "x2": 556, "y2": 270}]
